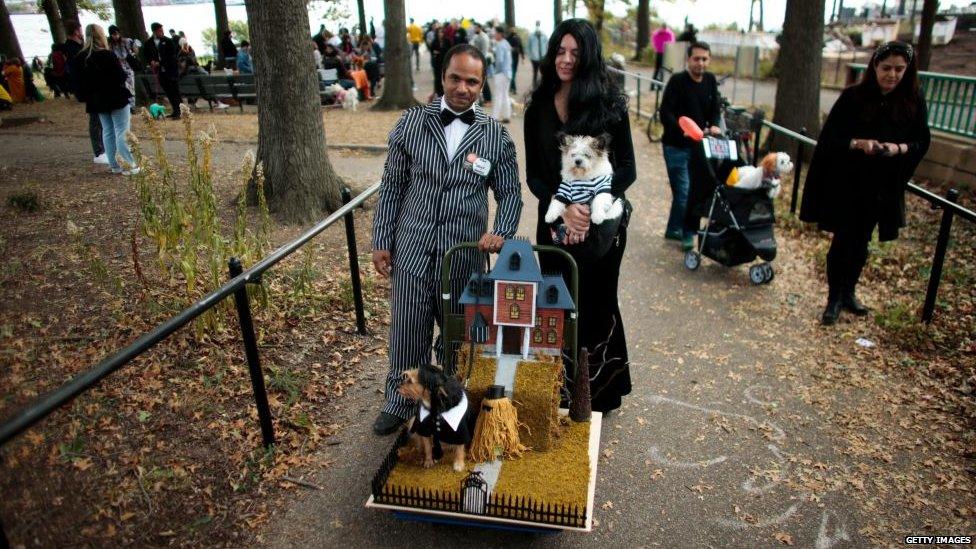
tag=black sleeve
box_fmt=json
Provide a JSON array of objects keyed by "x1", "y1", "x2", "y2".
[
  {"x1": 523, "y1": 103, "x2": 550, "y2": 200},
  {"x1": 659, "y1": 75, "x2": 680, "y2": 136},
  {"x1": 906, "y1": 96, "x2": 931, "y2": 159},
  {"x1": 816, "y1": 88, "x2": 858, "y2": 153},
  {"x1": 609, "y1": 108, "x2": 637, "y2": 196}
]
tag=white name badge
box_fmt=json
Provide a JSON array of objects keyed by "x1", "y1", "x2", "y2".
[{"x1": 472, "y1": 158, "x2": 492, "y2": 177}]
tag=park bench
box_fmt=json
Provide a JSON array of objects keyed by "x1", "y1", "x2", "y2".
[{"x1": 137, "y1": 73, "x2": 341, "y2": 113}]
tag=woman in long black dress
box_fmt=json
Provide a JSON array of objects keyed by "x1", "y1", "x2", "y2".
[
  {"x1": 800, "y1": 42, "x2": 930, "y2": 325},
  {"x1": 524, "y1": 19, "x2": 636, "y2": 413}
]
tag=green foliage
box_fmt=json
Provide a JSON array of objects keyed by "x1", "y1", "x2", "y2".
[
  {"x1": 201, "y1": 20, "x2": 250, "y2": 52},
  {"x1": 7, "y1": 191, "x2": 40, "y2": 213},
  {"x1": 267, "y1": 365, "x2": 306, "y2": 406}
]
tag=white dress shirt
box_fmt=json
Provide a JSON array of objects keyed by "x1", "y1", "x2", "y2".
[{"x1": 441, "y1": 97, "x2": 473, "y2": 159}]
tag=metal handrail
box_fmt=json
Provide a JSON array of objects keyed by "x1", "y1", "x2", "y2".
[{"x1": 0, "y1": 181, "x2": 382, "y2": 447}]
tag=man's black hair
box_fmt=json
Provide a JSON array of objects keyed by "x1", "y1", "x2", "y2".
[
  {"x1": 687, "y1": 41, "x2": 711, "y2": 58},
  {"x1": 441, "y1": 44, "x2": 487, "y2": 84},
  {"x1": 150, "y1": 22, "x2": 163, "y2": 31}
]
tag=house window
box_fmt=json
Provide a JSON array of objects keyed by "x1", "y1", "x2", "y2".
[
  {"x1": 509, "y1": 252, "x2": 521, "y2": 271},
  {"x1": 509, "y1": 304, "x2": 520, "y2": 319},
  {"x1": 547, "y1": 330, "x2": 557, "y2": 344},
  {"x1": 547, "y1": 286, "x2": 559, "y2": 304},
  {"x1": 515, "y1": 286, "x2": 525, "y2": 301},
  {"x1": 504, "y1": 285, "x2": 514, "y2": 300},
  {"x1": 533, "y1": 329, "x2": 542, "y2": 343},
  {"x1": 535, "y1": 315, "x2": 542, "y2": 326},
  {"x1": 549, "y1": 316, "x2": 557, "y2": 327}
]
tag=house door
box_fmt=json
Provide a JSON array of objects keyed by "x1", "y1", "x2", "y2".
[{"x1": 501, "y1": 327, "x2": 522, "y2": 355}]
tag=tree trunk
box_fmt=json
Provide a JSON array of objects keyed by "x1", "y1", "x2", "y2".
[
  {"x1": 771, "y1": 0, "x2": 825, "y2": 152},
  {"x1": 554, "y1": 0, "x2": 562, "y2": 26},
  {"x1": 56, "y1": 0, "x2": 78, "y2": 23},
  {"x1": 373, "y1": 0, "x2": 418, "y2": 110},
  {"x1": 214, "y1": 0, "x2": 229, "y2": 69},
  {"x1": 584, "y1": 0, "x2": 605, "y2": 32},
  {"x1": 0, "y1": 0, "x2": 24, "y2": 60},
  {"x1": 244, "y1": 0, "x2": 342, "y2": 223},
  {"x1": 897, "y1": 0, "x2": 906, "y2": 15},
  {"x1": 634, "y1": 0, "x2": 648, "y2": 61},
  {"x1": 112, "y1": 0, "x2": 147, "y2": 43},
  {"x1": 748, "y1": 0, "x2": 755, "y2": 32},
  {"x1": 758, "y1": 0, "x2": 765, "y2": 31},
  {"x1": 504, "y1": 0, "x2": 515, "y2": 29},
  {"x1": 356, "y1": 0, "x2": 366, "y2": 38},
  {"x1": 42, "y1": 0, "x2": 66, "y2": 45},
  {"x1": 916, "y1": 0, "x2": 937, "y2": 71}
]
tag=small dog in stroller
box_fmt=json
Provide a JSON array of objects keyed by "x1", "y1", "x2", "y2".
[{"x1": 724, "y1": 152, "x2": 794, "y2": 199}]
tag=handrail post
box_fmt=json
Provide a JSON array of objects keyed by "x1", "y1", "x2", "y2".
[
  {"x1": 921, "y1": 188, "x2": 959, "y2": 323},
  {"x1": 790, "y1": 128, "x2": 807, "y2": 214},
  {"x1": 228, "y1": 257, "x2": 275, "y2": 449},
  {"x1": 636, "y1": 75, "x2": 641, "y2": 119},
  {"x1": 341, "y1": 187, "x2": 367, "y2": 335},
  {"x1": 752, "y1": 117, "x2": 763, "y2": 167}
]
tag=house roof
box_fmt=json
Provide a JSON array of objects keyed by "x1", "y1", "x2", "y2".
[
  {"x1": 489, "y1": 239, "x2": 543, "y2": 283},
  {"x1": 458, "y1": 272, "x2": 575, "y2": 311}
]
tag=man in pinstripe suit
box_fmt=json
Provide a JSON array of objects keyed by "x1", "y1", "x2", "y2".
[{"x1": 371, "y1": 45, "x2": 523, "y2": 435}]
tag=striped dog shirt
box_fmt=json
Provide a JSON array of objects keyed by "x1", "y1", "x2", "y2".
[{"x1": 554, "y1": 173, "x2": 613, "y2": 205}]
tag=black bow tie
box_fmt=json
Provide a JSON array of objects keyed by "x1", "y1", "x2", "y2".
[{"x1": 440, "y1": 108, "x2": 475, "y2": 127}]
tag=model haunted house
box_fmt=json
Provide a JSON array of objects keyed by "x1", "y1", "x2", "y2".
[{"x1": 458, "y1": 239, "x2": 574, "y2": 358}]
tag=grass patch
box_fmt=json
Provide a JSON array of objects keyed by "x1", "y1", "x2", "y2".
[{"x1": 7, "y1": 192, "x2": 40, "y2": 213}]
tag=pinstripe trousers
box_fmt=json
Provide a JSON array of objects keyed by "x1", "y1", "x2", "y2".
[{"x1": 384, "y1": 272, "x2": 467, "y2": 419}]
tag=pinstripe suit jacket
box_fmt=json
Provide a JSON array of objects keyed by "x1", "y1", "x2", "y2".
[{"x1": 372, "y1": 99, "x2": 523, "y2": 280}]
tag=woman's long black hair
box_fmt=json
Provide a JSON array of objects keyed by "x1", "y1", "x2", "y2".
[
  {"x1": 528, "y1": 18, "x2": 626, "y2": 136},
  {"x1": 854, "y1": 41, "x2": 921, "y2": 125}
]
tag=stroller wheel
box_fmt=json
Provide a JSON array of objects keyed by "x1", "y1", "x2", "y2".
[
  {"x1": 684, "y1": 251, "x2": 701, "y2": 271},
  {"x1": 762, "y1": 263, "x2": 775, "y2": 283},
  {"x1": 749, "y1": 264, "x2": 766, "y2": 285}
]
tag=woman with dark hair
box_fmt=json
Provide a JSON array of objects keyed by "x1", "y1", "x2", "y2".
[
  {"x1": 524, "y1": 18, "x2": 636, "y2": 413},
  {"x1": 800, "y1": 42, "x2": 930, "y2": 325},
  {"x1": 430, "y1": 27, "x2": 448, "y2": 97},
  {"x1": 220, "y1": 30, "x2": 238, "y2": 70}
]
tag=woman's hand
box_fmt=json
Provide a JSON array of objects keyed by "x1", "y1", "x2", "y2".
[
  {"x1": 879, "y1": 142, "x2": 904, "y2": 157},
  {"x1": 851, "y1": 138, "x2": 882, "y2": 155},
  {"x1": 562, "y1": 204, "x2": 590, "y2": 245}
]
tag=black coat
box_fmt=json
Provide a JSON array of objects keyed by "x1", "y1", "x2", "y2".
[
  {"x1": 799, "y1": 86, "x2": 930, "y2": 241},
  {"x1": 63, "y1": 39, "x2": 85, "y2": 100},
  {"x1": 80, "y1": 49, "x2": 132, "y2": 114},
  {"x1": 524, "y1": 96, "x2": 636, "y2": 413},
  {"x1": 142, "y1": 35, "x2": 181, "y2": 82}
]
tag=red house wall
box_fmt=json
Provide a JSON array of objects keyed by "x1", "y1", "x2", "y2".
[
  {"x1": 494, "y1": 282, "x2": 536, "y2": 326},
  {"x1": 530, "y1": 308, "x2": 564, "y2": 350}
]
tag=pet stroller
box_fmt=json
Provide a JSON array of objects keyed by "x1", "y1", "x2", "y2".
[{"x1": 682, "y1": 111, "x2": 777, "y2": 285}]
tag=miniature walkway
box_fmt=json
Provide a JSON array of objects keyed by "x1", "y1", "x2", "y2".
[{"x1": 260, "y1": 64, "x2": 871, "y2": 547}]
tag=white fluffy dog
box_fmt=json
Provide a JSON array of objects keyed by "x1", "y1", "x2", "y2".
[
  {"x1": 725, "y1": 152, "x2": 794, "y2": 199},
  {"x1": 546, "y1": 133, "x2": 623, "y2": 225},
  {"x1": 328, "y1": 83, "x2": 359, "y2": 111}
]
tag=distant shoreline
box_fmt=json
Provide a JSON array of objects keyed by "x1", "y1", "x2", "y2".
[{"x1": 7, "y1": 0, "x2": 245, "y2": 15}]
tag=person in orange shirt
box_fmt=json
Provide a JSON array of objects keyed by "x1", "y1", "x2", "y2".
[
  {"x1": 407, "y1": 18, "x2": 423, "y2": 72},
  {"x1": 2, "y1": 59, "x2": 26, "y2": 103}
]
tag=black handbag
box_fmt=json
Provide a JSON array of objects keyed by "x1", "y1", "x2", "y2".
[
  {"x1": 552, "y1": 197, "x2": 632, "y2": 263},
  {"x1": 126, "y1": 53, "x2": 145, "y2": 73}
]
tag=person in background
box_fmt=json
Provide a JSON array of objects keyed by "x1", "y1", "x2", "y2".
[
  {"x1": 339, "y1": 31, "x2": 355, "y2": 60},
  {"x1": 443, "y1": 19, "x2": 458, "y2": 46},
  {"x1": 658, "y1": 41, "x2": 721, "y2": 251},
  {"x1": 523, "y1": 18, "x2": 636, "y2": 414},
  {"x1": 168, "y1": 29, "x2": 178, "y2": 41},
  {"x1": 236, "y1": 41, "x2": 253, "y2": 75},
  {"x1": 2, "y1": 59, "x2": 26, "y2": 103},
  {"x1": 313, "y1": 25, "x2": 328, "y2": 56},
  {"x1": 469, "y1": 23, "x2": 491, "y2": 102},
  {"x1": 490, "y1": 25, "x2": 512, "y2": 123},
  {"x1": 78, "y1": 24, "x2": 139, "y2": 176},
  {"x1": 321, "y1": 43, "x2": 355, "y2": 89},
  {"x1": 220, "y1": 30, "x2": 238, "y2": 70},
  {"x1": 21, "y1": 57, "x2": 43, "y2": 102},
  {"x1": 142, "y1": 22, "x2": 183, "y2": 119},
  {"x1": 44, "y1": 44, "x2": 70, "y2": 98},
  {"x1": 312, "y1": 40, "x2": 323, "y2": 69},
  {"x1": 526, "y1": 21, "x2": 547, "y2": 89},
  {"x1": 429, "y1": 26, "x2": 448, "y2": 97},
  {"x1": 677, "y1": 23, "x2": 697, "y2": 43},
  {"x1": 800, "y1": 42, "x2": 930, "y2": 326},
  {"x1": 64, "y1": 19, "x2": 107, "y2": 163},
  {"x1": 407, "y1": 17, "x2": 423, "y2": 72},
  {"x1": 358, "y1": 34, "x2": 382, "y2": 97},
  {"x1": 506, "y1": 26, "x2": 523, "y2": 93},
  {"x1": 651, "y1": 23, "x2": 675, "y2": 83},
  {"x1": 107, "y1": 25, "x2": 138, "y2": 107},
  {"x1": 31, "y1": 56, "x2": 44, "y2": 73}
]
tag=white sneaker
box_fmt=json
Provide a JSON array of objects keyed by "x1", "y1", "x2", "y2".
[
  {"x1": 93, "y1": 153, "x2": 109, "y2": 165},
  {"x1": 123, "y1": 167, "x2": 141, "y2": 176},
  {"x1": 215, "y1": 101, "x2": 230, "y2": 109}
]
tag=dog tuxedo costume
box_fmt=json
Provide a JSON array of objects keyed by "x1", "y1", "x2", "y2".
[{"x1": 410, "y1": 394, "x2": 473, "y2": 460}]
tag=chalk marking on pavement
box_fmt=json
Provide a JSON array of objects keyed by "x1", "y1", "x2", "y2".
[
  {"x1": 815, "y1": 510, "x2": 851, "y2": 549},
  {"x1": 646, "y1": 394, "x2": 786, "y2": 440},
  {"x1": 744, "y1": 384, "x2": 777, "y2": 406},
  {"x1": 647, "y1": 445, "x2": 727, "y2": 469},
  {"x1": 741, "y1": 444, "x2": 787, "y2": 495},
  {"x1": 713, "y1": 503, "x2": 801, "y2": 530}
]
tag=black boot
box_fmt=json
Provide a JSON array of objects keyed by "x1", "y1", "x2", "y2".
[
  {"x1": 821, "y1": 292, "x2": 842, "y2": 326},
  {"x1": 841, "y1": 291, "x2": 869, "y2": 316}
]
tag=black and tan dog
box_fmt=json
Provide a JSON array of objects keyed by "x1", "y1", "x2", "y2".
[{"x1": 398, "y1": 364, "x2": 473, "y2": 471}]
